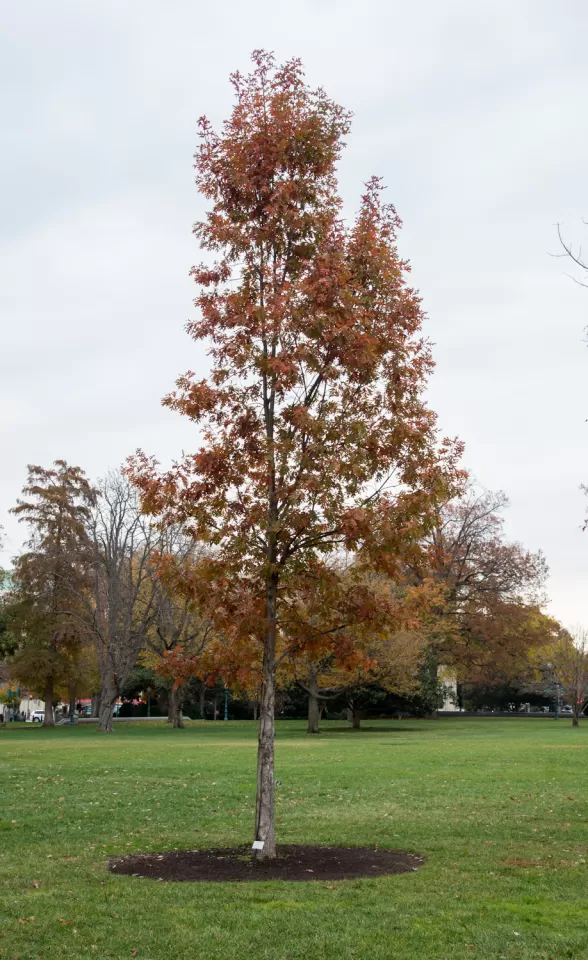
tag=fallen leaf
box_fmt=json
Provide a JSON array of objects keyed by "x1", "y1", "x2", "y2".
[
  {"x1": 17, "y1": 917, "x2": 35, "y2": 923},
  {"x1": 58, "y1": 918, "x2": 75, "y2": 926},
  {"x1": 32, "y1": 880, "x2": 39, "y2": 889}
]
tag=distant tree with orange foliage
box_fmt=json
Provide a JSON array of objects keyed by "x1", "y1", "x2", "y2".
[
  {"x1": 408, "y1": 482, "x2": 550, "y2": 690},
  {"x1": 8, "y1": 461, "x2": 96, "y2": 726}
]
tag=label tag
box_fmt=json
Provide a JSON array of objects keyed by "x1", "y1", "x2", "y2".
[{"x1": 252, "y1": 840, "x2": 265, "y2": 851}]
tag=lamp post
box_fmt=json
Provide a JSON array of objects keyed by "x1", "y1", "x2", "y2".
[
  {"x1": 554, "y1": 681, "x2": 562, "y2": 720},
  {"x1": 546, "y1": 663, "x2": 562, "y2": 719}
]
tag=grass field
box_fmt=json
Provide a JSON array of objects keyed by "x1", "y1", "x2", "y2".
[{"x1": 1, "y1": 718, "x2": 588, "y2": 960}]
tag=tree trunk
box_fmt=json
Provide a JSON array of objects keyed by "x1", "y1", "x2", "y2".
[
  {"x1": 212, "y1": 694, "x2": 218, "y2": 720},
  {"x1": 98, "y1": 680, "x2": 118, "y2": 733},
  {"x1": 198, "y1": 685, "x2": 206, "y2": 720},
  {"x1": 43, "y1": 679, "x2": 55, "y2": 727},
  {"x1": 90, "y1": 693, "x2": 100, "y2": 718},
  {"x1": 253, "y1": 702, "x2": 258, "y2": 721},
  {"x1": 253, "y1": 573, "x2": 277, "y2": 859},
  {"x1": 572, "y1": 705, "x2": 580, "y2": 728},
  {"x1": 352, "y1": 707, "x2": 361, "y2": 730},
  {"x1": 170, "y1": 687, "x2": 185, "y2": 729},
  {"x1": 307, "y1": 678, "x2": 320, "y2": 735}
]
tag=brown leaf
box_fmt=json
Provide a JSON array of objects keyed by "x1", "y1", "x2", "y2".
[
  {"x1": 58, "y1": 917, "x2": 75, "y2": 925},
  {"x1": 17, "y1": 917, "x2": 34, "y2": 923}
]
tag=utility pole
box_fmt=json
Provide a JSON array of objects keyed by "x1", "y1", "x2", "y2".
[{"x1": 554, "y1": 682, "x2": 562, "y2": 720}]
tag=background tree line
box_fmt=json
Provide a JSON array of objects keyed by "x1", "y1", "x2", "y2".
[{"x1": 1, "y1": 460, "x2": 580, "y2": 732}]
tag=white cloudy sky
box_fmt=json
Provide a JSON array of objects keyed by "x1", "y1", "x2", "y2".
[{"x1": 1, "y1": 0, "x2": 587, "y2": 624}]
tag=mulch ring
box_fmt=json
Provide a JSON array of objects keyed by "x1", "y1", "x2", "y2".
[{"x1": 109, "y1": 845, "x2": 425, "y2": 882}]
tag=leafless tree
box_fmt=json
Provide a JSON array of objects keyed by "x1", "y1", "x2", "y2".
[
  {"x1": 88, "y1": 470, "x2": 162, "y2": 732},
  {"x1": 556, "y1": 221, "x2": 588, "y2": 289},
  {"x1": 555, "y1": 224, "x2": 588, "y2": 530}
]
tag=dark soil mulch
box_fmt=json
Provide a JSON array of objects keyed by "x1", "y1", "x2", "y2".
[{"x1": 109, "y1": 845, "x2": 424, "y2": 882}]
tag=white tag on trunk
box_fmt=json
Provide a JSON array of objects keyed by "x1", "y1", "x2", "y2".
[{"x1": 252, "y1": 840, "x2": 265, "y2": 851}]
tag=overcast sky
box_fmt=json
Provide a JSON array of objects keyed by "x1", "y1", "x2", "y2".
[{"x1": 1, "y1": 0, "x2": 587, "y2": 625}]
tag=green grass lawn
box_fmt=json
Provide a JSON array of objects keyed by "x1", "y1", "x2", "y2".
[{"x1": 1, "y1": 718, "x2": 588, "y2": 960}]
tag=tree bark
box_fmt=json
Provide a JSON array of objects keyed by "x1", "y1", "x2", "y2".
[
  {"x1": 90, "y1": 693, "x2": 100, "y2": 718},
  {"x1": 253, "y1": 702, "x2": 258, "y2": 721},
  {"x1": 307, "y1": 678, "x2": 320, "y2": 735},
  {"x1": 253, "y1": 573, "x2": 277, "y2": 859},
  {"x1": 170, "y1": 686, "x2": 185, "y2": 728},
  {"x1": 572, "y1": 706, "x2": 580, "y2": 728},
  {"x1": 43, "y1": 679, "x2": 55, "y2": 727},
  {"x1": 352, "y1": 707, "x2": 361, "y2": 730},
  {"x1": 212, "y1": 694, "x2": 218, "y2": 720},
  {"x1": 98, "y1": 679, "x2": 118, "y2": 733}
]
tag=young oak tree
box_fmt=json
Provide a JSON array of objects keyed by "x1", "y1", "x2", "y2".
[{"x1": 129, "y1": 51, "x2": 463, "y2": 858}]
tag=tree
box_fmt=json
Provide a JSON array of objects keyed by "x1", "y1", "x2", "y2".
[
  {"x1": 8, "y1": 462, "x2": 95, "y2": 727},
  {"x1": 129, "y1": 51, "x2": 462, "y2": 858},
  {"x1": 0, "y1": 690, "x2": 21, "y2": 721},
  {"x1": 0, "y1": 568, "x2": 17, "y2": 660},
  {"x1": 408, "y1": 483, "x2": 549, "y2": 687},
  {"x1": 556, "y1": 222, "x2": 588, "y2": 289},
  {"x1": 141, "y1": 538, "x2": 214, "y2": 728},
  {"x1": 336, "y1": 629, "x2": 424, "y2": 728},
  {"x1": 281, "y1": 559, "x2": 429, "y2": 733},
  {"x1": 86, "y1": 471, "x2": 161, "y2": 732},
  {"x1": 289, "y1": 580, "x2": 428, "y2": 733},
  {"x1": 557, "y1": 226, "x2": 588, "y2": 526},
  {"x1": 548, "y1": 627, "x2": 588, "y2": 727}
]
